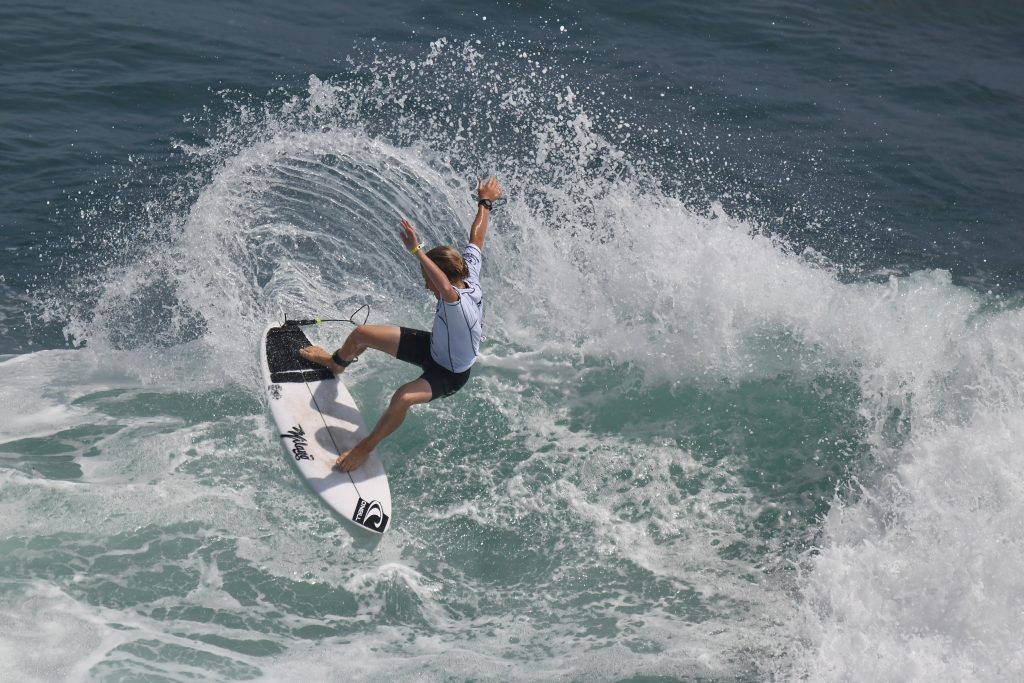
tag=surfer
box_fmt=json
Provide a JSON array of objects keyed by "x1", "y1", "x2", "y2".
[{"x1": 299, "y1": 176, "x2": 502, "y2": 472}]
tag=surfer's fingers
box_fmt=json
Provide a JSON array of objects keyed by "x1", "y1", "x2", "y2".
[{"x1": 480, "y1": 175, "x2": 498, "y2": 192}]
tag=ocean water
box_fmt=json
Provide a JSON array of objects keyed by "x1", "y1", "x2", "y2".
[{"x1": 2, "y1": 1, "x2": 1024, "y2": 681}]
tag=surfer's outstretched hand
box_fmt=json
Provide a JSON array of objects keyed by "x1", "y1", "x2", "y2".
[
  {"x1": 477, "y1": 175, "x2": 502, "y2": 201},
  {"x1": 399, "y1": 218, "x2": 419, "y2": 251}
]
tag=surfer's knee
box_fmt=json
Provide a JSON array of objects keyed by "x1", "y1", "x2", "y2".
[
  {"x1": 389, "y1": 389, "x2": 417, "y2": 410},
  {"x1": 350, "y1": 325, "x2": 369, "y2": 345},
  {"x1": 390, "y1": 384, "x2": 430, "y2": 410}
]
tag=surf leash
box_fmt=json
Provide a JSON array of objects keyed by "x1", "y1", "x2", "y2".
[{"x1": 285, "y1": 303, "x2": 371, "y2": 328}]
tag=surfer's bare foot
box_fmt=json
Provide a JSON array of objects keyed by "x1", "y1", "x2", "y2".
[
  {"x1": 298, "y1": 345, "x2": 346, "y2": 374},
  {"x1": 334, "y1": 444, "x2": 371, "y2": 472}
]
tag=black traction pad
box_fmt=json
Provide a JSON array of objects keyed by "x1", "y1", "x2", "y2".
[{"x1": 266, "y1": 325, "x2": 335, "y2": 383}]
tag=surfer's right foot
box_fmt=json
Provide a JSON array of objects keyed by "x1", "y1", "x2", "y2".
[
  {"x1": 298, "y1": 345, "x2": 346, "y2": 375},
  {"x1": 334, "y1": 444, "x2": 371, "y2": 472}
]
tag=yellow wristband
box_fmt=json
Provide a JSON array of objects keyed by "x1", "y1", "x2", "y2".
[{"x1": 411, "y1": 243, "x2": 424, "y2": 255}]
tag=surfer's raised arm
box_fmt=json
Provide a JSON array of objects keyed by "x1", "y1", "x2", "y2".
[
  {"x1": 400, "y1": 219, "x2": 459, "y2": 303},
  {"x1": 469, "y1": 176, "x2": 502, "y2": 252}
]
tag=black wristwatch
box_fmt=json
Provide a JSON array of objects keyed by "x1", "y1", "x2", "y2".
[{"x1": 478, "y1": 198, "x2": 493, "y2": 210}]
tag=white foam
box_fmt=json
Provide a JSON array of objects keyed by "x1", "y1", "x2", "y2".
[
  {"x1": 0, "y1": 350, "x2": 118, "y2": 443},
  {"x1": 0, "y1": 581, "x2": 131, "y2": 683},
  {"x1": 791, "y1": 307, "x2": 1024, "y2": 681}
]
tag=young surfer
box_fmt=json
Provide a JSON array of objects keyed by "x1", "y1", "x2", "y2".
[{"x1": 298, "y1": 176, "x2": 502, "y2": 472}]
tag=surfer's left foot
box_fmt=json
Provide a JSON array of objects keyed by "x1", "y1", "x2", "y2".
[
  {"x1": 334, "y1": 444, "x2": 371, "y2": 472},
  {"x1": 298, "y1": 345, "x2": 345, "y2": 374}
]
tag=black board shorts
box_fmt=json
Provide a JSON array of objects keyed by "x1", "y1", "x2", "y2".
[{"x1": 396, "y1": 327, "x2": 471, "y2": 401}]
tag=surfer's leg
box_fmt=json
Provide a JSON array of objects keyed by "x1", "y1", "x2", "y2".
[
  {"x1": 299, "y1": 325, "x2": 401, "y2": 373},
  {"x1": 335, "y1": 378, "x2": 432, "y2": 472},
  {"x1": 339, "y1": 324, "x2": 402, "y2": 359}
]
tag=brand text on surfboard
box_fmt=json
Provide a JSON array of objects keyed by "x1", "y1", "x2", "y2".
[{"x1": 280, "y1": 425, "x2": 313, "y2": 461}]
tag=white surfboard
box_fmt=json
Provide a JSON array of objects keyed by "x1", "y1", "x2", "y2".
[{"x1": 260, "y1": 323, "x2": 391, "y2": 534}]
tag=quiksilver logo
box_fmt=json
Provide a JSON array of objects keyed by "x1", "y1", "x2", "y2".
[
  {"x1": 280, "y1": 425, "x2": 313, "y2": 461},
  {"x1": 353, "y1": 497, "x2": 389, "y2": 531}
]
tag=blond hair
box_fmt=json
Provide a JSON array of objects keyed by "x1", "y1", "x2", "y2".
[{"x1": 426, "y1": 246, "x2": 469, "y2": 283}]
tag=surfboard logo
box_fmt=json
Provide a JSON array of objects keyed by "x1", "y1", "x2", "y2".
[
  {"x1": 280, "y1": 425, "x2": 313, "y2": 461},
  {"x1": 353, "y1": 497, "x2": 389, "y2": 531},
  {"x1": 268, "y1": 384, "x2": 282, "y2": 400}
]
